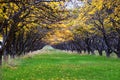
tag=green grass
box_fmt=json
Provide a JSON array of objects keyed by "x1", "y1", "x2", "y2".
[
  {"x1": 2, "y1": 50, "x2": 120, "y2": 80},
  {"x1": 0, "y1": 66, "x2": 2, "y2": 80}
]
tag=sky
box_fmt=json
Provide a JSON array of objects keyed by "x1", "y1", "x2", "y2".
[{"x1": 65, "y1": 0, "x2": 84, "y2": 9}]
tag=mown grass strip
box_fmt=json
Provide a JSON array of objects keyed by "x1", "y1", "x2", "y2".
[{"x1": 2, "y1": 50, "x2": 120, "y2": 80}]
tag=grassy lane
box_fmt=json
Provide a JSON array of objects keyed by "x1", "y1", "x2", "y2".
[{"x1": 2, "y1": 50, "x2": 120, "y2": 80}]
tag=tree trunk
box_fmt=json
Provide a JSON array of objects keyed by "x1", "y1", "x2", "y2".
[
  {"x1": 106, "y1": 49, "x2": 111, "y2": 57},
  {"x1": 102, "y1": 29, "x2": 112, "y2": 57},
  {"x1": 116, "y1": 37, "x2": 120, "y2": 58},
  {"x1": 116, "y1": 53, "x2": 120, "y2": 58},
  {"x1": 3, "y1": 48, "x2": 9, "y2": 63},
  {"x1": 0, "y1": 50, "x2": 2, "y2": 65},
  {"x1": 10, "y1": 54, "x2": 15, "y2": 59},
  {"x1": 106, "y1": 53, "x2": 110, "y2": 57},
  {"x1": 98, "y1": 50, "x2": 102, "y2": 56}
]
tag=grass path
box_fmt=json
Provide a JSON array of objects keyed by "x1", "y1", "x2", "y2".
[{"x1": 2, "y1": 50, "x2": 120, "y2": 80}]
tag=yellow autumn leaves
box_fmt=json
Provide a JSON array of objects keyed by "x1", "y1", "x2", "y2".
[
  {"x1": 0, "y1": 3, "x2": 20, "y2": 21},
  {"x1": 43, "y1": 29, "x2": 73, "y2": 44}
]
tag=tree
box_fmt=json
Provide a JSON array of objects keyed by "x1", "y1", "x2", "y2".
[
  {"x1": 72, "y1": 0, "x2": 120, "y2": 57},
  {"x1": 0, "y1": 0, "x2": 69, "y2": 65}
]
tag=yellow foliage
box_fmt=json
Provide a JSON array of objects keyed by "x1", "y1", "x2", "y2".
[
  {"x1": 0, "y1": 14, "x2": 5, "y2": 22},
  {"x1": 43, "y1": 29, "x2": 73, "y2": 44}
]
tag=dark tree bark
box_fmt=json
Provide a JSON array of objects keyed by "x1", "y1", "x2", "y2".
[
  {"x1": 116, "y1": 37, "x2": 120, "y2": 58},
  {"x1": 98, "y1": 49, "x2": 103, "y2": 56},
  {"x1": 0, "y1": 50, "x2": 3, "y2": 65}
]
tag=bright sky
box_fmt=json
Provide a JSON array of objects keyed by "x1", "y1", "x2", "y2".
[{"x1": 65, "y1": 0, "x2": 84, "y2": 9}]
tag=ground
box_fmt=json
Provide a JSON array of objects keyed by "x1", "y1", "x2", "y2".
[{"x1": 1, "y1": 50, "x2": 120, "y2": 80}]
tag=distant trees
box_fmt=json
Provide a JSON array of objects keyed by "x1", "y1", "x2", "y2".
[
  {"x1": 84, "y1": 0, "x2": 120, "y2": 57},
  {"x1": 52, "y1": 0, "x2": 120, "y2": 57},
  {"x1": 82, "y1": 0, "x2": 120, "y2": 57},
  {"x1": 0, "y1": 0, "x2": 68, "y2": 65}
]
